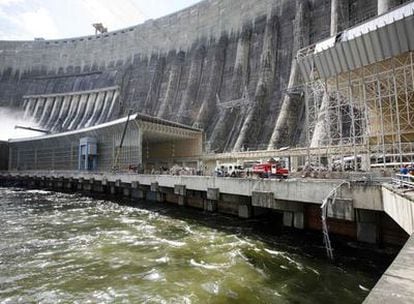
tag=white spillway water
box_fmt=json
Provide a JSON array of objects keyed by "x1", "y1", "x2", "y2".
[
  {"x1": 38, "y1": 97, "x2": 55, "y2": 126},
  {"x1": 0, "y1": 107, "x2": 42, "y2": 140},
  {"x1": 68, "y1": 94, "x2": 88, "y2": 130},
  {"x1": 85, "y1": 91, "x2": 105, "y2": 128},
  {"x1": 78, "y1": 93, "x2": 97, "y2": 129},
  {"x1": 62, "y1": 95, "x2": 80, "y2": 130},
  {"x1": 31, "y1": 98, "x2": 43, "y2": 121},
  {"x1": 45, "y1": 97, "x2": 62, "y2": 129},
  {"x1": 97, "y1": 90, "x2": 114, "y2": 124},
  {"x1": 106, "y1": 90, "x2": 119, "y2": 121},
  {"x1": 52, "y1": 95, "x2": 71, "y2": 131},
  {"x1": 23, "y1": 98, "x2": 34, "y2": 120}
]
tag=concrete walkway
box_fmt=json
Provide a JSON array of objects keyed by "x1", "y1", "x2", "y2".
[{"x1": 364, "y1": 233, "x2": 414, "y2": 303}]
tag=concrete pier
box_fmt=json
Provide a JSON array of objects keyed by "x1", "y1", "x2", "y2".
[{"x1": 364, "y1": 233, "x2": 414, "y2": 303}]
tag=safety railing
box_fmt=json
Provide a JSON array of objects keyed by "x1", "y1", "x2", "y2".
[{"x1": 392, "y1": 174, "x2": 414, "y2": 189}]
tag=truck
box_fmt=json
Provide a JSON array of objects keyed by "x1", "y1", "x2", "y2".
[
  {"x1": 214, "y1": 163, "x2": 244, "y2": 177},
  {"x1": 252, "y1": 159, "x2": 289, "y2": 179}
]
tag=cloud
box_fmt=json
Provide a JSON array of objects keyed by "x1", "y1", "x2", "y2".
[
  {"x1": 19, "y1": 7, "x2": 59, "y2": 38},
  {"x1": 0, "y1": 0, "x2": 202, "y2": 40},
  {"x1": 0, "y1": 0, "x2": 24, "y2": 6},
  {"x1": 80, "y1": 0, "x2": 145, "y2": 31}
]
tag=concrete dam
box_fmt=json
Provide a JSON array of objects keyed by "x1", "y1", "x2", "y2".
[{"x1": 1, "y1": 0, "x2": 408, "y2": 152}]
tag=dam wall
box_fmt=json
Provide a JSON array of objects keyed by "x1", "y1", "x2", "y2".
[{"x1": 0, "y1": 0, "x2": 406, "y2": 150}]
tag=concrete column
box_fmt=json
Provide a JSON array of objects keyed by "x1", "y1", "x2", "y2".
[
  {"x1": 356, "y1": 209, "x2": 379, "y2": 244},
  {"x1": 93, "y1": 181, "x2": 105, "y2": 193},
  {"x1": 131, "y1": 181, "x2": 144, "y2": 199},
  {"x1": 283, "y1": 211, "x2": 294, "y2": 227},
  {"x1": 56, "y1": 178, "x2": 63, "y2": 189},
  {"x1": 294, "y1": 212, "x2": 304, "y2": 229},
  {"x1": 39, "y1": 176, "x2": 46, "y2": 187},
  {"x1": 150, "y1": 182, "x2": 164, "y2": 202},
  {"x1": 378, "y1": 0, "x2": 400, "y2": 15},
  {"x1": 327, "y1": 198, "x2": 354, "y2": 221},
  {"x1": 174, "y1": 184, "x2": 186, "y2": 206},
  {"x1": 205, "y1": 188, "x2": 219, "y2": 212},
  {"x1": 238, "y1": 201, "x2": 253, "y2": 219},
  {"x1": 65, "y1": 178, "x2": 73, "y2": 190},
  {"x1": 252, "y1": 191, "x2": 274, "y2": 208},
  {"x1": 115, "y1": 179, "x2": 121, "y2": 187},
  {"x1": 122, "y1": 183, "x2": 131, "y2": 197},
  {"x1": 29, "y1": 179, "x2": 37, "y2": 188},
  {"x1": 109, "y1": 182, "x2": 117, "y2": 195},
  {"x1": 77, "y1": 177, "x2": 84, "y2": 191}
]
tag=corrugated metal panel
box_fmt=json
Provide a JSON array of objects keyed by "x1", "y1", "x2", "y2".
[
  {"x1": 329, "y1": 48, "x2": 343, "y2": 75},
  {"x1": 396, "y1": 19, "x2": 409, "y2": 53},
  {"x1": 355, "y1": 36, "x2": 369, "y2": 66},
  {"x1": 349, "y1": 40, "x2": 362, "y2": 67},
  {"x1": 362, "y1": 32, "x2": 376, "y2": 64},
  {"x1": 388, "y1": 22, "x2": 401, "y2": 56},
  {"x1": 314, "y1": 54, "x2": 328, "y2": 79},
  {"x1": 369, "y1": 30, "x2": 384, "y2": 60},
  {"x1": 297, "y1": 5, "x2": 414, "y2": 81},
  {"x1": 335, "y1": 44, "x2": 349, "y2": 72},
  {"x1": 325, "y1": 49, "x2": 337, "y2": 76},
  {"x1": 378, "y1": 27, "x2": 392, "y2": 59},
  {"x1": 405, "y1": 17, "x2": 414, "y2": 49},
  {"x1": 342, "y1": 43, "x2": 356, "y2": 70}
]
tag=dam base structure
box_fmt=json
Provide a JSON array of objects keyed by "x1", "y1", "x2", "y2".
[{"x1": 1, "y1": 0, "x2": 413, "y2": 158}]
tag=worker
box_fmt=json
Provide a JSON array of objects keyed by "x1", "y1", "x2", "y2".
[{"x1": 400, "y1": 165, "x2": 409, "y2": 175}]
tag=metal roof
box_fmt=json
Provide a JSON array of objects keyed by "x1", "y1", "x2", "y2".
[
  {"x1": 8, "y1": 112, "x2": 202, "y2": 143},
  {"x1": 298, "y1": 2, "x2": 414, "y2": 81}
]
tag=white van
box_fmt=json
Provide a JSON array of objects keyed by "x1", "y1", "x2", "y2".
[{"x1": 215, "y1": 163, "x2": 244, "y2": 177}]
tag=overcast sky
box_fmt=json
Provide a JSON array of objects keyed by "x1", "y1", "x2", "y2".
[{"x1": 0, "y1": 0, "x2": 202, "y2": 40}]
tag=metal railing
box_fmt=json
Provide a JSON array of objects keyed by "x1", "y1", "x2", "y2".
[{"x1": 392, "y1": 174, "x2": 414, "y2": 189}]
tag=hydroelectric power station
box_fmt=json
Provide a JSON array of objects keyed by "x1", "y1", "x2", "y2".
[{"x1": 1, "y1": 0, "x2": 414, "y2": 302}]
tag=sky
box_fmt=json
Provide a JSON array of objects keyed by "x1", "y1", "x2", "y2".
[{"x1": 0, "y1": 0, "x2": 202, "y2": 40}]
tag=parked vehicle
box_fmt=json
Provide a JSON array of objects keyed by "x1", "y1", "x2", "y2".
[
  {"x1": 215, "y1": 163, "x2": 244, "y2": 177},
  {"x1": 252, "y1": 159, "x2": 289, "y2": 178}
]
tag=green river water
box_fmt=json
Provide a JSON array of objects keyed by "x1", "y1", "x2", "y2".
[{"x1": 0, "y1": 188, "x2": 393, "y2": 303}]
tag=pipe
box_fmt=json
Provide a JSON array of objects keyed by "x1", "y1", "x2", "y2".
[{"x1": 14, "y1": 125, "x2": 50, "y2": 134}]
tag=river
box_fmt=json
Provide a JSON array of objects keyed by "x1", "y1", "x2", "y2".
[{"x1": 0, "y1": 187, "x2": 393, "y2": 303}]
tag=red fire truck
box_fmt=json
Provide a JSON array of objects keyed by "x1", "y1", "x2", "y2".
[{"x1": 252, "y1": 159, "x2": 289, "y2": 178}]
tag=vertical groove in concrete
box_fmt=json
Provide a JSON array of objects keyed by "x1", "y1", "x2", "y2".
[
  {"x1": 267, "y1": 0, "x2": 310, "y2": 150},
  {"x1": 231, "y1": 26, "x2": 252, "y2": 100},
  {"x1": 194, "y1": 35, "x2": 228, "y2": 129},
  {"x1": 233, "y1": 14, "x2": 278, "y2": 152},
  {"x1": 157, "y1": 51, "x2": 185, "y2": 119},
  {"x1": 143, "y1": 55, "x2": 166, "y2": 116},
  {"x1": 176, "y1": 45, "x2": 206, "y2": 124}
]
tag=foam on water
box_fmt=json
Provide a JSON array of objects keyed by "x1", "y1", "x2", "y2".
[{"x1": 0, "y1": 187, "x2": 382, "y2": 303}]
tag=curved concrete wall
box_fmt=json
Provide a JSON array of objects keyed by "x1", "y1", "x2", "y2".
[{"x1": 0, "y1": 0, "x2": 403, "y2": 151}]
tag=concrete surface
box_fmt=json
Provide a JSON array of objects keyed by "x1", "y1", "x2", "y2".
[{"x1": 364, "y1": 233, "x2": 414, "y2": 303}]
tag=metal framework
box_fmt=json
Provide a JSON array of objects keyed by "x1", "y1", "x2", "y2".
[
  {"x1": 304, "y1": 51, "x2": 414, "y2": 170},
  {"x1": 8, "y1": 113, "x2": 203, "y2": 172}
]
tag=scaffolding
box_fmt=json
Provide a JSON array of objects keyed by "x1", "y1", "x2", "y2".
[{"x1": 304, "y1": 51, "x2": 414, "y2": 170}]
